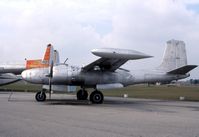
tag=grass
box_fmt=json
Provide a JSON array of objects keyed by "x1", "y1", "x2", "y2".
[
  {"x1": 0, "y1": 81, "x2": 42, "y2": 92},
  {"x1": 103, "y1": 85, "x2": 199, "y2": 101},
  {"x1": 1, "y1": 81, "x2": 199, "y2": 101}
]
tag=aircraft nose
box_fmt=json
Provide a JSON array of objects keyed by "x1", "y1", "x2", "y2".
[
  {"x1": 21, "y1": 70, "x2": 30, "y2": 81},
  {"x1": 21, "y1": 68, "x2": 49, "y2": 84}
]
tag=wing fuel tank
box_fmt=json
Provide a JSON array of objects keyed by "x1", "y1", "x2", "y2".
[{"x1": 91, "y1": 48, "x2": 152, "y2": 60}]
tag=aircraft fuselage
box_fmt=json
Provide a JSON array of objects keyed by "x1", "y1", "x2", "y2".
[{"x1": 21, "y1": 64, "x2": 188, "y2": 88}]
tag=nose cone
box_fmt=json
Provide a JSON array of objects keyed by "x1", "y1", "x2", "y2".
[
  {"x1": 21, "y1": 68, "x2": 48, "y2": 84},
  {"x1": 21, "y1": 70, "x2": 27, "y2": 79},
  {"x1": 21, "y1": 70, "x2": 31, "y2": 82}
]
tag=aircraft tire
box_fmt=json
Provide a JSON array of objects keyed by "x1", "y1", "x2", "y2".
[
  {"x1": 76, "y1": 89, "x2": 88, "y2": 100},
  {"x1": 35, "y1": 91, "x2": 46, "y2": 102},
  {"x1": 90, "y1": 90, "x2": 104, "y2": 104}
]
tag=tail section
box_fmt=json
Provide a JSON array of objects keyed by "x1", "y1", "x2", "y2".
[
  {"x1": 53, "y1": 50, "x2": 60, "y2": 65},
  {"x1": 42, "y1": 44, "x2": 54, "y2": 65},
  {"x1": 158, "y1": 39, "x2": 197, "y2": 74},
  {"x1": 26, "y1": 44, "x2": 54, "y2": 69},
  {"x1": 167, "y1": 65, "x2": 197, "y2": 75},
  {"x1": 158, "y1": 39, "x2": 187, "y2": 72}
]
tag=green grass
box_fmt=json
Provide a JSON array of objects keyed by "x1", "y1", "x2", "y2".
[
  {"x1": 0, "y1": 81, "x2": 42, "y2": 92},
  {"x1": 1, "y1": 82, "x2": 199, "y2": 101},
  {"x1": 103, "y1": 85, "x2": 199, "y2": 101}
]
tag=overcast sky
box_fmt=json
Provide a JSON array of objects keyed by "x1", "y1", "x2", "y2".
[{"x1": 0, "y1": 0, "x2": 198, "y2": 79}]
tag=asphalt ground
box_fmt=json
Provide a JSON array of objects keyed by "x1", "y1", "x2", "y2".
[{"x1": 0, "y1": 91, "x2": 199, "y2": 137}]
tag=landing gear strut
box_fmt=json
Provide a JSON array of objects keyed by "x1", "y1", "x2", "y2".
[
  {"x1": 35, "y1": 91, "x2": 46, "y2": 102},
  {"x1": 76, "y1": 89, "x2": 88, "y2": 100},
  {"x1": 90, "y1": 90, "x2": 104, "y2": 104}
]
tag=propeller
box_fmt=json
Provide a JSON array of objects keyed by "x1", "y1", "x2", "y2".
[
  {"x1": 46, "y1": 47, "x2": 61, "y2": 99},
  {"x1": 48, "y1": 60, "x2": 54, "y2": 99},
  {"x1": 45, "y1": 44, "x2": 55, "y2": 100}
]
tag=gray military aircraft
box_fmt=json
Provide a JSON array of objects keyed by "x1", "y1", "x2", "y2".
[
  {"x1": 21, "y1": 39, "x2": 197, "y2": 104},
  {"x1": 0, "y1": 44, "x2": 59, "y2": 86}
]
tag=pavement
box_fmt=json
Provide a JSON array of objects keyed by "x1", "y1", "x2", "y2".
[{"x1": 0, "y1": 91, "x2": 199, "y2": 137}]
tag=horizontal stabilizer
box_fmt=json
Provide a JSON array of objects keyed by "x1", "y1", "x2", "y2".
[{"x1": 167, "y1": 65, "x2": 197, "y2": 75}]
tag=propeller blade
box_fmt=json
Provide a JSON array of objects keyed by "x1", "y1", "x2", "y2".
[
  {"x1": 48, "y1": 61, "x2": 54, "y2": 99},
  {"x1": 48, "y1": 80, "x2": 52, "y2": 99}
]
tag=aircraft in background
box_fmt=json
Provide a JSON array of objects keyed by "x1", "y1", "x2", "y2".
[
  {"x1": 21, "y1": 39, "x2": 197, "y2": 104},
  {"x1": 0, "y1": 44, "x2": 59, "y2": 86}
]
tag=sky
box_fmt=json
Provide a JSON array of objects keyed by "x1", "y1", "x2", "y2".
[{"x1": 0, "y1": 0, "x2": 199, "y2": 79}]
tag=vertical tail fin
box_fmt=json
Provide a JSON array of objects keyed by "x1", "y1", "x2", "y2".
[
  {"x1": 42, "y1": 44, "x2": 54, "y2": 65},
  {"x1": 158, "y1": 39, "x2": 187, "y2": 72},
  {"x1": 53, "y1": 50, "x2": 60, "y2": 65},
  {"x1": 26, "y1": 44, "x2": 54, "y2": 69}
]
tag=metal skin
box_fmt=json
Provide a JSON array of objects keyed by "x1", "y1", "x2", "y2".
[
  {"x1": 0, "y1": 63, "x2": 26, "y2": 86},
  {"x1": 0, "y1": 45, "x2": 59, "y2": 86},
  {"x1": 0, "y1": 73, "x2": 21, "y2": 86},
  {"x1": 21, "y1": 39, "x2": 197, "y2": 104},
  {"x1": 0, "y1": 64, "x2": 25, "y2": 75},
  {"x1": 21, "y1": 65, "x2": 189, "y2": 87}
]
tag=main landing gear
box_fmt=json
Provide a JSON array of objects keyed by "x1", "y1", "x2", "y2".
[
  {"x1": 76, "y1": 89, "x2": 88, "y2": 100},
  {"x1": 89, "y1": 90, "x2": 104, "y2": 104},
  {"x1": 35, "y1": 88, "x2": 104, "y2": 104},
  {"x1": 76, "y1": 89, "x2": 104, "y2": 104}
]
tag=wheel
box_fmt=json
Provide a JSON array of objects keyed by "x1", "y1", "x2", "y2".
[
  {"x1": 90, "y1": 90, "x2": 104, "y2": 104},
  {"x1": 35, "y1": 91, "x2": 46, "y2": 102},
  {"x1": 76, "y1": 89, "x2": 88, "y2": 100}
]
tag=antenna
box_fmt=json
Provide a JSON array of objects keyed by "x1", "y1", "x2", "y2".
[{"x1": 64, "y1": 58, "x2": 68, "y2": 64}]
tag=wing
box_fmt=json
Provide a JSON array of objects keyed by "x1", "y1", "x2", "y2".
[
  {"x1": 83, "y1": 58, "x2": 128, "y2": 72},
  {"x1": 82, "y1": 48, "x2": 152, "y2": 72},
  {"x1": 0, "y1": 73, "x2": 21, "y2": 86}
]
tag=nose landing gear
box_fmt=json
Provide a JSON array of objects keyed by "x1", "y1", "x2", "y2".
[{"x1": 35, "y1": 91, "x2": 46, "y2": 102}]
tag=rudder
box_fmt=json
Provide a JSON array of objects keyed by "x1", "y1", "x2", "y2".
[
  {"x1": 158, "y1": 39, "x2": 187, "y2": 72},
  {"x1": 42, "y1": 44, "x2": 54, "y2": 65},
  {"x1": 53, "y1": 50, "x2": 60, "y2": 65}
]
